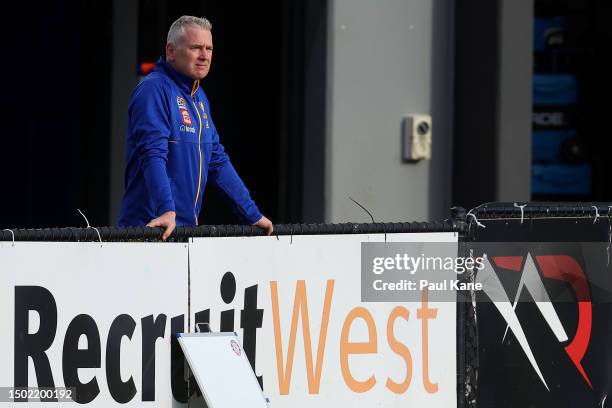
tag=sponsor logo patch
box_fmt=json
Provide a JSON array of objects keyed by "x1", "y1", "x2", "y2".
[
  {"x1": 180, "y1": 108, "x2": 193, "y2": 126},
  {"x1": 199, "y1": 101, "x2": 209, "y2": 119},
  {"x1": 180, "y1": 124, "x2": 196, "y2": 133}
]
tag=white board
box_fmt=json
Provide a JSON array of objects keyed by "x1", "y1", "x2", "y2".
[
  {"x1": 189, "y1": 233, "x2": 458, "y2": 408},
  {"x1": 0, "y1": 242, "x2": 189, "y2": 407},
  {"x1": 178, "y1": 333, "x2": 268, "y2": 408}
]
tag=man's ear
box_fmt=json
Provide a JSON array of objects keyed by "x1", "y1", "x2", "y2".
[{"x1": 166, "y1": 43, "x2": 175, "y2": 61}]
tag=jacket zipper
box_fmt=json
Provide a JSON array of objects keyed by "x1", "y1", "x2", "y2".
[{"x1": 191, "y1": 81, "x2": 203, "y2": 225}]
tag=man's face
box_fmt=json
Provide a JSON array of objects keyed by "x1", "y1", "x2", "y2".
[{"x1": 167, "y1": 25, "x2": 213, "y2": 80}]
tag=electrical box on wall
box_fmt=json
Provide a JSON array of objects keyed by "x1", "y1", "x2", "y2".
[{"x1": 402, "y1": 114, "x2": 432, "y2": 162}]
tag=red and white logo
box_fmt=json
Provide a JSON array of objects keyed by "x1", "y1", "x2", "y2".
[
  {"x1": 479, "y1": 253, "x2": 592, "y2": 390},
  {"x1": 180, "y1": 108, "x2": 192, "y2": 126},
  {"x1": 230, "y1": 339, "x2": 241, "y2": 356}
]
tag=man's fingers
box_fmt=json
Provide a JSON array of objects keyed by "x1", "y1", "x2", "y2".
[
  {"x1": 146, "y1": 212, "x2": 176, "y2": 240},
  {"x1": 146, "y1": 219, "x2": 160, "y2": 228},
  {"x1": 162, "y1": 224, "x2": 175, "y2": 241},
  {"x1": 253, "y1": 216, "x2": 273, "y2": 236}
]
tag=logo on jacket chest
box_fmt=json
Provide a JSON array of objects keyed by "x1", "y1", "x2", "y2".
[
  {"x1": 179, "y1": 107, "x2": 193, "y2": 126},
  {"x1": 198, "y1": 101, "x2": 210, "y2": 128},
  {"x1": 176, "y1": 96, "x2": 187, "y2": 108},
  {"x1": 179, "y1": 124, "x2": 196, "y2": 133},
  {"x1": 176, "y1": 96, "x2": 193, "y2": 126}
]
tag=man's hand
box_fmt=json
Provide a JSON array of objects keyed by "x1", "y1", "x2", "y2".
[
  {"x1": 254, "y1": 215, "x2": 273, "y2": 236},
  {"x1": 147, "y1": 211, "x2": 176, "y2": 240}
]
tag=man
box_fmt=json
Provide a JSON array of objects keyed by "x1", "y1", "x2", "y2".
[{"x1": 119, "y1": 16, "x2": 273, "y2": 239}]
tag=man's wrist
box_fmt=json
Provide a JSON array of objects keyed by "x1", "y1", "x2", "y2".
[{"x1": 245, "y1": 211, "x2": 263, "y2": 225}]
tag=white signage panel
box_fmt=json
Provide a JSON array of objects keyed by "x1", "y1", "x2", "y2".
[
  {"x1": 0, "y1": 242, "x2": 188, "y2": 407},
  {"x1": 189, "y1": 233, "x2": 457, "y2": 408}
]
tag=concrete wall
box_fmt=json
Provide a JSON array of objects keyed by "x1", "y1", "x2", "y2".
[
  {"x1": 326, "y1": 0, "x2": 455, "y2": 223},
  {"x1": 496, "y1": 0, "x2": 533, "y2": 202}
]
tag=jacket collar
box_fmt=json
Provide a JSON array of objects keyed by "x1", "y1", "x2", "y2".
[{"x1": 155, "y1": 56, "x2": 200, "y2": 96}]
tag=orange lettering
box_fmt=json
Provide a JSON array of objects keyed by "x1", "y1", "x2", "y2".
[
  {"x1": 417, "y1": 289, "x2": 438, "y2": 393},
  {"x1": 270, "y1": 280, "x2": 334, "y2": 395},
  {"x1": 386, "y1": 306, "x2": 412, "y2": 394},
  {"x1": 340, "y1": 307, "x2": 377, "y2": 392}
]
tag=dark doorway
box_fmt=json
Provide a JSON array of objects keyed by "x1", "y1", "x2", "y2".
[
  {"x1": 532, "y1": 0, "x2": 612, "y2": 202},
  {"x1": 0, "y1": 1, "x2": 112, "y2": 228}
]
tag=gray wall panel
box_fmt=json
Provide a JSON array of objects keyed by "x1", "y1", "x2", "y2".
[{"x1": 326, "y1": 0, "x2": 454, "y2": 222}]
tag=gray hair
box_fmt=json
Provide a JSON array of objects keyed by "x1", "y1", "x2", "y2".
[{"x1": 167, "y1": 16, "x2": 212, "y2": 45}]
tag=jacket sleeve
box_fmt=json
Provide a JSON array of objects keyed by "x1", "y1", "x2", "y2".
[
  {"x1": 208, "y1": 124, "x2": 262, "y2": 224},
  {"x1": 129, "y1": 81, "x2": 175, "y2": 215}
]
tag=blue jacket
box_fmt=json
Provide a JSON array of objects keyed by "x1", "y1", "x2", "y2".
[{"x1": 118, "y1": 57, "x2": 262, "y2": 227}]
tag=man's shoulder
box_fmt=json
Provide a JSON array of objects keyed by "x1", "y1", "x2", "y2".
[
  {"x1": 131, "y1": 73, "x2": 176, "y2": 103},
  {"x1": 136, "y1": 72, "x2": 174, "y2": 92}
]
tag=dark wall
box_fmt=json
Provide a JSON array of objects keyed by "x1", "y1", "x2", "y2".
[
  {"x1": 575, "y1": 0, "x2": 612, "y2": 200},
  {"x1": 0, "y1": 2, "x2": 112, "y2": 228},
  {"x1": 452, "y1": 0, "x2": 500, "y2": 210},
  {"x1": 533, "y1": 0, "x2": 612, "y2": 202}
]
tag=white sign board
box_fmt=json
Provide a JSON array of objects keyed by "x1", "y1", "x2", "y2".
[
  {"x1": 189, "y1": 233, "x2": 457, "y2": 408},
  {"x1": 0, "y1": 242, "x2": 188, "y2": 407}
]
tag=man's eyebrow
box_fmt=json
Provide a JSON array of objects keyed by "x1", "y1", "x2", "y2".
[{"x1": 185, "y1": 41, "x2": 212, "y2": 49}]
